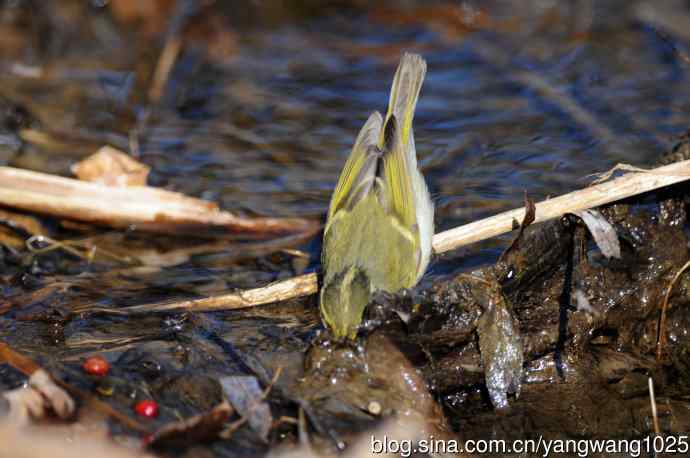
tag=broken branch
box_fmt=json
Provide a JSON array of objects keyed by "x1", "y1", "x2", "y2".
[
  {"x1": 0, "y1": 166, "x2": 318, "y2": 238},
  {"x1": 432, "y1": 159, "x2": 690, "y2": 254},
  {"x1": 82, "y1": 273, "x2": 319, "y2": 315}
]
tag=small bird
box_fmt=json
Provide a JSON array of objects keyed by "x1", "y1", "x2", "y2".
[{"x1": 320, "y1": 53, "x2": 434, "y2": 340}]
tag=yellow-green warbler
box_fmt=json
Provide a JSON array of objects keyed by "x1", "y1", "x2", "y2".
[{"x1": 320, "y1": 53, "x2": 434, "y2": 340}]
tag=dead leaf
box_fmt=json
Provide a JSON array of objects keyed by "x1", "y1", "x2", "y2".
[
  {"x1": 572, "y1": 209, "x2": 621, "y2": 259},
  {"x1": 71, "y1": 146, "x2": 150, "y2": 187},
  {"x1": 477, "y1": 285, "x2": 523, "y2": 409},
  {"x1": 499, "y1": 192, "x2": 536, "y2": 262},
  {"x1": 219, "y1": 376, "x2": 272, "y2": 441},
  {"x1": 0, "y1": 209, "x2": 46, "y2": 237}
]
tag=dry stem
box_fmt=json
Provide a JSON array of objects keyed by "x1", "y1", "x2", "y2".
[
  {"x1": 648, "y1": 377, "x2": 661, "y2": 436},
  {"x1": 88, "y1": 273, "x2": 319, "y2": 315},
  {"x1": 432, "y1": 159, "x2": 690, "y2": 253},
  {"x1": 656, "y1": 258, "x2": 690, "y2": 361},
  {"x1": 0, "y1": 166, "x2": 318, "y2": 237}
]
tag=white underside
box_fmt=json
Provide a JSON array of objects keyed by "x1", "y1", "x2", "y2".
[{"x1": 408, "y1": 130, "x2": 434, "y2": 280}]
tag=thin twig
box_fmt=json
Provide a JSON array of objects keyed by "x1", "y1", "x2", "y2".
[
  {"x1": 656, "y1": 258, "x2": 690, "y2": 361},
  {"x1": 471, "y1": 38, "x2": 617, "y2": 146},
  {"x1": 298, "y1": 407, "x2": 309, "y2": 446},
  {"x1": 272, "y1": 415, "x2": 299, "y2": 427},
  {"x1": 654, "y1": 28, "x2": 690, "y2": 65},
  {"x1": 432, "y1": 158, "x2": 690, "y2": 254},
  {"x1": 83, "y1": 273, "x2": 319, "y2": 316},
  {"x1": 148, "y1": 35, "x2": 183, "y2": 104},
  {"x1": 139, "y1": 0, "x2": 201, "y2": 137},
  {"x1": 648, "y1": 377, "x2": 661, "y2": 436},
  {"x1": 26, "y1": 235, "x2": 138, "y2": 265}
]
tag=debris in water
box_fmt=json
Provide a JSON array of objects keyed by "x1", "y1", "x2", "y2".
[
  {"x1": 572, "y1": 209, "x2": 621, "y2": 259},
  {"x1": 0, "y1": 369, "x2": 74, "y2": 423},
  {"x1": 574, "y1": 289, "x2": 599, "y2": 316},
  {"x1": 71, "y1": 146, "x2": 150, "y2": 187},
  {"x1": 134, "y1": 399, "x2": 159, "y2": 418},
  {"x1": 219, "y1": 375, "x2": 273, "y2": 442},
  {"x1": 476, "y1": 285, "x2": 524, "y2": 409},
  {"x1": 0, "y1": 166, "x2": 319, "y2": 238},
  {"x1": 83, "y1": 355, "x2": 111, "y2": 377},
  {"x1": 145, "y1": 401, "x2": 233, "y2": 449}
]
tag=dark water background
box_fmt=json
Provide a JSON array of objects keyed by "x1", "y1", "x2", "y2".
[
  {"x1": 1, "y1": 0, "x2": 690, "y2": 455},
  {"x1": 3, "y1": 1, "x2": 690, "y2": 261}
]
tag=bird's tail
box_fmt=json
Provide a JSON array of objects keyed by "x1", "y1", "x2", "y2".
[{"x1": 381, "y1": 53, "x2": 427, "y2": 150}]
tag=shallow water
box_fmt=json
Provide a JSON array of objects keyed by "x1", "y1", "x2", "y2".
[{"x1": 2, "y1": 0, "x2": 690, "y2": 455}]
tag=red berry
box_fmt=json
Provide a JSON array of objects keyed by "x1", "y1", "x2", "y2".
[
  {"x1": 83, "y1": 355, "x2": 110, "y2": 376},
  {"x1": 135, "y1": 400, "x2": 159, "y2": 418}
]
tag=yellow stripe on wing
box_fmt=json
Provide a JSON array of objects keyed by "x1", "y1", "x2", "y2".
[
  {"x1": 328, "y1": 112, "x2": 382, "y2": 220},
  {"x1": 381, "y1": 117, "x2": 416, "y2": 229}
]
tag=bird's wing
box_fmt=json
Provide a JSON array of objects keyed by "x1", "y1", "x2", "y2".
[
  {"x1": 328, "y1": 53, "x2": 427, "y2": 236},
  {"x1": 327, "y1": 111, "x2": 382, "y2": 220}
]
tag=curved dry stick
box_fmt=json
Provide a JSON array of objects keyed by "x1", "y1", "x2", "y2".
[
  {"x1": 656, "y1": 258, "x2": 690, "y2": 361},
  {"x1": 432, "y1": 159, "x2": 690, "y2": 253}
]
